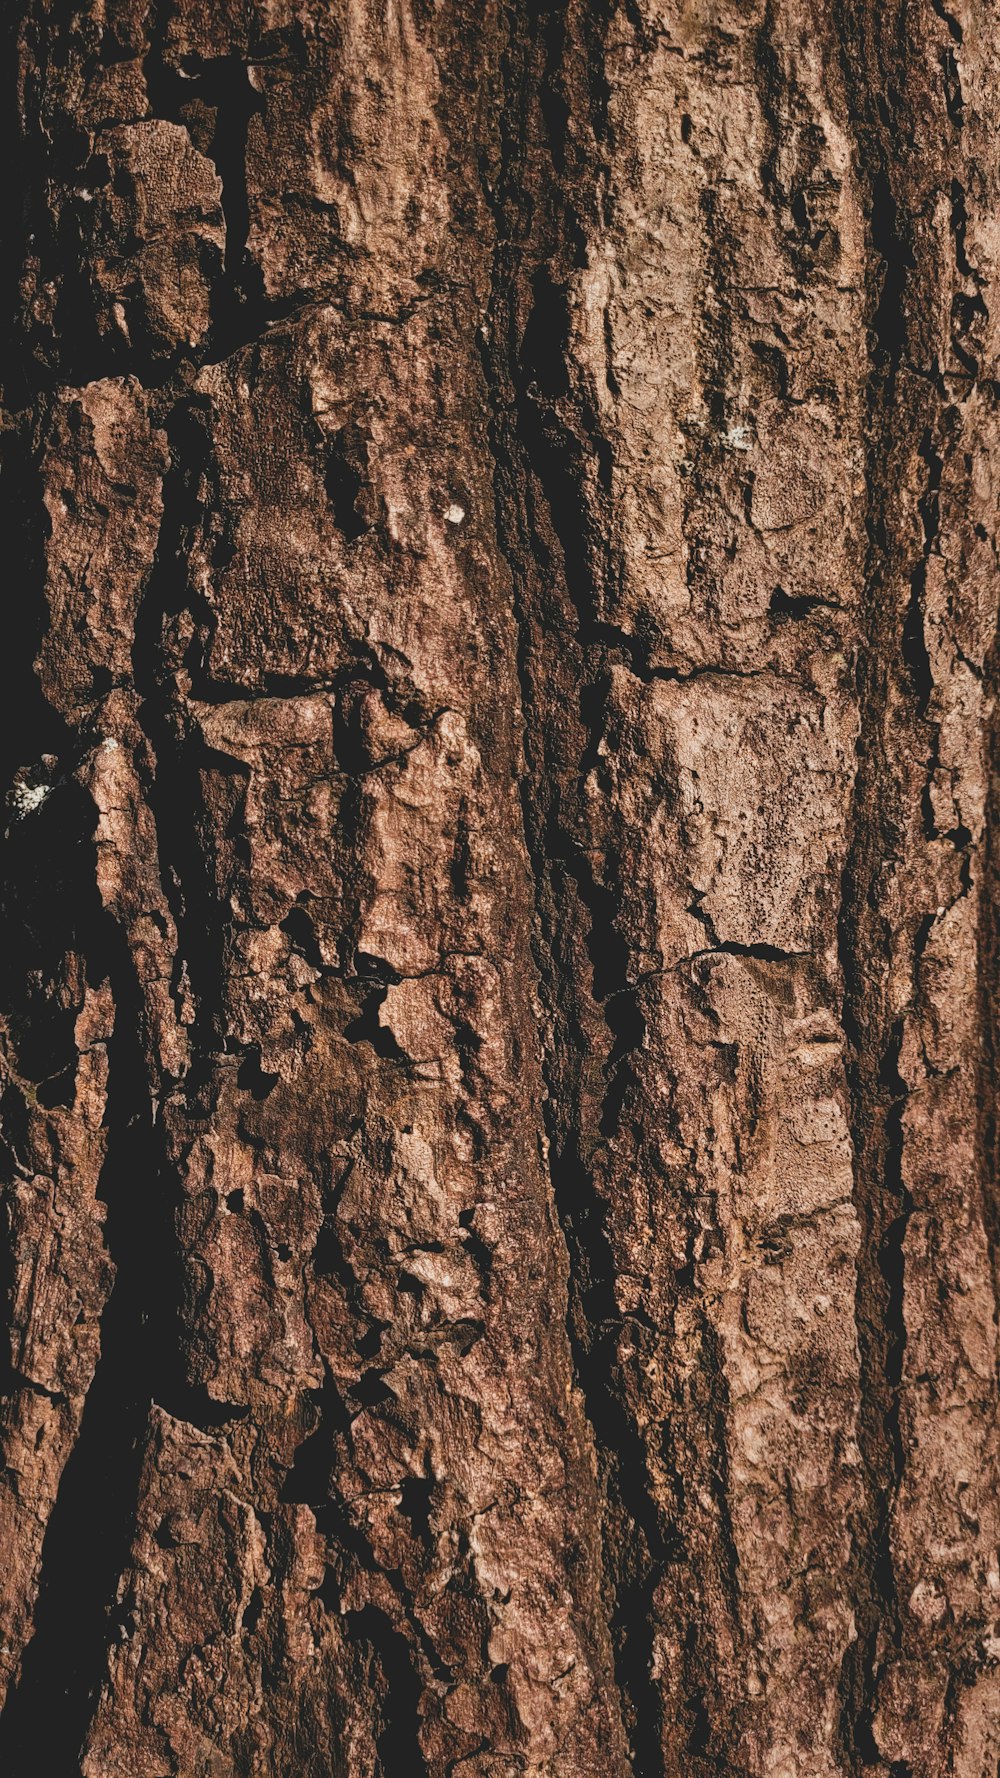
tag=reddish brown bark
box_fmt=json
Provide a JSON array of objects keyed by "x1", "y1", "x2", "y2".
[{"x1": 0, "y1": 3, "x2": 998, "y2": 1776}]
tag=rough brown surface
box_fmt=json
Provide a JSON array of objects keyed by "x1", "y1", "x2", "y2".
[{"x1": 0, "y1": 3, "x2": 998, "y2": 1775}]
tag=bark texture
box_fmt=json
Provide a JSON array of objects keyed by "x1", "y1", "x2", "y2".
[{"x1": 0, "y1": 2, "x2": 998, "y2": 1775}]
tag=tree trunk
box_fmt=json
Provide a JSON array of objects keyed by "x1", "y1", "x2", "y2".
[{"x1": 0, "y1": 2, "x2": 998, "y2": 1775}]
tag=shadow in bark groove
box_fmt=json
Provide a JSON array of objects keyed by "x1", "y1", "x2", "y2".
[
  {"x1": 143, "y1": 38, "x2": 267, "y2": 358},
  {"x1": 831, "y1": 5, "x2": 926, "y2": 1768},
  {"x1": 477, "y1": 8, "x2": 675, "y2": 1770},
  {"x1": 0, "y1": 887, "x2": 185, "y2": 1772},
  {"x1": 348, "y1": 1606, "x2": 430, "y2": 1778}
]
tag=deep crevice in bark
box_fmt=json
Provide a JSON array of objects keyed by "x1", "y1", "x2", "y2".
[
  {"x1": 0, "y1": 905, "x2": 153, "y2": 1774},
  {"x1": 479, "y1": 11, "x2": 674, "y2": 1773},
  {"x1": 832, "y1": 7, "x2": 937, "y2": 1768}
]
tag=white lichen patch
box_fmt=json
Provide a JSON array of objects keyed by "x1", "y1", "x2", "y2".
[
  {"x1": 723, "y1": 423, "x2": 753, "y2": 451},
  {"x1": 10, "y1": 780, "x2": 50, "y2": 818}
]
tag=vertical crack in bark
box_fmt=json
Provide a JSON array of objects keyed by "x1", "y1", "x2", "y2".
[
  {"x1": 977, "y1": 612, "x2": 1000, "y2": 1319},
  {"x1": 0, "y1": 923, "x2": 157, "y2": 1775},
  {"x1": 479, "y1": 7, "x2": 669, "y2": 1771},
  {"x1": 132, "y1": 398, "x2": 230, "y2": 1089},
  {"x1": 832, "y1": 3, "x2": 997, "y2": 1765},
  {"x1": 832, "y1": 5, "x2": 922, "y2": 1768},
  {"x1": 347, "y1": 1607, "x2": 431, "y2": 1778},
  {"x1": 143, "y1": 17, "x2": 267, "y2": 358}
]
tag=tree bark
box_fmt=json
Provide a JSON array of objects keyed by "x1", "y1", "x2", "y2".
[{"x1": 0, "y1": 2, "x2": 998, "y2": 1775}]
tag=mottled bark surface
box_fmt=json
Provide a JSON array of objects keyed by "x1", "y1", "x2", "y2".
[{"x1": 0, "y1": 2, "x2": 998, "y2": 1775}]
